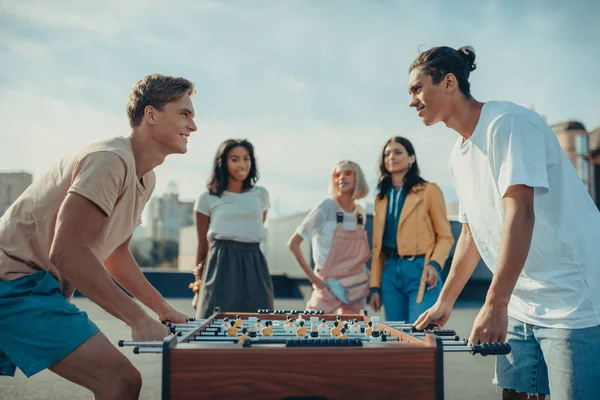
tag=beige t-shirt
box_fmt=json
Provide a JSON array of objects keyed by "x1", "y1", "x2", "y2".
[{"x1": 0, "y1": 136, "x2": 155, "y2": 298}]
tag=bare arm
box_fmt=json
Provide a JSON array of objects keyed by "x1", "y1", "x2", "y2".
[
  {"x1": 104, "y1": 236, "x2": 186, "y2": 323},
  {"x1": 486, "y1": 185, "x2": 534, "y2": 307},
  {"x1": 414, "y1": 222, "x2": 480, "y2": 329},
  {"x1": 49, "y1": 193, "x2": 168, "y2": 338},
  {"x1": 467, "y1": 184, "x2": 535, "y2": 344},
  {"x1": 438, "y1": 223, "x2": 482, "y2": 306},
  {"x1": 287, "y1": 233, "x2": 322, "y2": 287},
  {"x1": 194, "y1": 212, "x2": 210, "y2": 279}
]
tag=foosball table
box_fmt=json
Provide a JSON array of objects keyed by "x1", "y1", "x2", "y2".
[{"x1": 118, "y1": 308, "x2": 510, "y2": 400}]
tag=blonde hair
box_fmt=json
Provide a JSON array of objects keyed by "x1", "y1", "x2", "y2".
[{"x1": 328, "y1": 160, "x2": 369, "y2": 200}]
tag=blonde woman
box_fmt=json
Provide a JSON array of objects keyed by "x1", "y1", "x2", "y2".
[{"x1": 288, "y1": 160, "x2": 371, "y2": 315}]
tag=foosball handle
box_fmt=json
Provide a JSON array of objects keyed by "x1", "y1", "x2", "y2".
[
  {"x1": 472, "y1": 343, "x2": 512, "y2": 356},
  {"x1": 411, "y1": 323, "x2": 442, "y2": 332}
]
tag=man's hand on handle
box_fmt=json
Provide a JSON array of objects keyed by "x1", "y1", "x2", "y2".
[
  {"x1": 467, "y1": 302, "x2": 508, "y2": 346},
  {"x1": 414, "y1": 301, "x2": 453, "y2": 331},
  {"x1": 158, "y1": 305, "x2": 189, "y2": 325},
  {"x1": 131, "y1": 315, "x2": 170, "y2": 341}
]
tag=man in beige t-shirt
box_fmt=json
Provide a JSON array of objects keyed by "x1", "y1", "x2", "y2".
[{"x1": 0, "y1": 74, "x2": 197, "y2": 399}]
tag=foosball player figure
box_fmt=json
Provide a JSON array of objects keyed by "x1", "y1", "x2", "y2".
[
  {"x1": 261, "y1": 321, "x2": 273, "y2": 337},
  {"x1": 296, "y1": 320, "x2": 308, "y2": 338},
  {"x1": 337, "y1": 328, "x2": 348, "y2": 339},
  {"x1": 330, "y1": 321, "x2": 341, "y2": 337},
  {"x1": 283, "y1": 316, "x2": 294, "y2": 334},
  {"x1": 247, "y1": 317, "x2": 258, "y2": 339},
  {"x1": 335, "y1": 315, "x2": 342, "y2": 327},
  {"x1": 369, "y1": 317, "x2": 382, "y2": 342},
  {"x1": 309, "y1": 318, "x2": 319, "y2": 338},
  {"x1": 227, "y1": 320, "x2": 239, "y2": 337},
  {"x1": 256, "y1": 317, "x2": 264, "y2": 331},
  {"x1": 237, "y1": 328, "x2": 251, "y2": 344},
  {"x1": 350, "y1": 319, "x2": 360, "y2": 334},
  {"x1": 319, "y1": 318, "x2": 329, "y2": 335},
  {"x1": 221, "y1": 317, "x2": 230, "y2": 334},
  {"x1": 364, "y1": 321, "x2": 373, "y2": 338},
  {"x1": 234, "y1": 314, "x2": 244, "y2": 328}
]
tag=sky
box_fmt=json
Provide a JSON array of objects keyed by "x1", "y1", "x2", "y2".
[{"x1": 1, "y1": 0, "x2": 599, "y2": 223}]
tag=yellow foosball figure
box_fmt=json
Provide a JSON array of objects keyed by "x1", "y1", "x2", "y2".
[
  {"x1": 227, "y1": 320, "x2": 239, "y2": 337},
  {"x1": 234, "y1": 315, "x2": 243, "y2": 329},
  {"x1": 330, "y1": 321, "x2": 341, "y2": 337},
  {"x1": 296, "y1": 320, "x2": 307, "y2": 338},
  {"x1": 237, "y1": 328, "x2": 251, "y2": 344},
  {"x1": 189, "y1": 279, "x2": 201, "y2": 309},
  {"x1": 261, "y1": 321, "x2": 273, "y2": 337},
  {"x1": 337, "y1": 328, "x2": 348, "y2": 339},
  {"x1": 365, "y1": 321, "x2": 373, "y2": 338}
]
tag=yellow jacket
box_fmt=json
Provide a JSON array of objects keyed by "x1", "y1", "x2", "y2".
[{"x1": 369, "y1": 182, "x2": 454, "y2": 289}]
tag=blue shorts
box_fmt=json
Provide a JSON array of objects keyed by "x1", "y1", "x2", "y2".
[
  {"x1": 494, "y1": 316, "x2": 600, "y2": 398},
  {"x1": 0, "y1": 270, "x2": 99, "y2": 377}
]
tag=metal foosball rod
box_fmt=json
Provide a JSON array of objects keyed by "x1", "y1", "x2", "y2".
[
  {"x1": 133, "y1": 347, "x2": 163, "y2": 354},
  {"x1": 118, "y1": 340, "x2": 164, "y2": 347}
]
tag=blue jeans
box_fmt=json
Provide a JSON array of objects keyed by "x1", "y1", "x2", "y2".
[
  {"x1": 380, "y1": 255, "x2": 442, "y2": 324},
  {"x1": 495, "y1": 316, "x2": 600, "y2": 399}
]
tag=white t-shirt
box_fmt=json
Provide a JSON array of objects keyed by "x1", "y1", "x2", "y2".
[
  {"x1": 194, "y1": 186, "x2": 270, "y2": 243},
  {"x1": 450, "y1": 100, "x2": 600, "y2": 328},
  {"x1": 296, "y1": 199, "x2": 366, "y2": 268}
]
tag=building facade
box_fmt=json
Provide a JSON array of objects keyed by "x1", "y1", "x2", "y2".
[
  {"x1": 146, "y1": 182, "x2": 195, "y2": 242},
  {"x1": 0, "y1": 172, "x2": 33, "y2": 216},
  {"x1": 552, "y1": 121, "x2": 600, "y2": 208}
]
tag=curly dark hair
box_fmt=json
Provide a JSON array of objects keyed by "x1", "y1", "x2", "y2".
[{"x1": 208, "y1": 139, "x2": 259, "y2": 197}]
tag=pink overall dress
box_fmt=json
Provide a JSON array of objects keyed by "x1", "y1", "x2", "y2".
[{"x1": 305, "y1": 208, "x2": 371, "y2": 314}]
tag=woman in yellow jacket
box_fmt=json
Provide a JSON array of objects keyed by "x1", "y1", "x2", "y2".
[{"x1": 369, "y1": 137, "x2": 454, "y2": 323}]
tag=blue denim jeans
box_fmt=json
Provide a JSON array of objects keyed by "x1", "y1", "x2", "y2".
[
  {"x1": 494, "y1": 316, "x2": 600, "y2": 399},
  {"x1": 380, "y1": 255, "x2": 443, "y2": 324}
]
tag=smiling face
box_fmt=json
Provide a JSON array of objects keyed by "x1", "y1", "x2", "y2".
[
  {"x1": 408, "y1": 68, "x2": 451, "y2": 126},
  {"x1": 226, "y1": 145, "x2": 252, "y2": 183},
  {"x1": 332, "y1": 164, "x2": 356, "y2": 196},
  {"x1": 150, "y1": 94, "x2": 197, "y2": 154},
  {"x1": 383, "y1": 141, "x2": 415, "y2": 174}
]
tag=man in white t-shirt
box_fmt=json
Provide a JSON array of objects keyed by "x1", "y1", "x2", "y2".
[
  {"x1": 408, "y1": 46, "x2": 600, "y2": 400},
  {"x1": 0, "y1": 74, "x2": 197, "y2": 398}
]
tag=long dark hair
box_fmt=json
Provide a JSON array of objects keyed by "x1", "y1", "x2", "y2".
[
  {"x1": 207, "y1": 139, "x2": 259, "y2": 197},
  {"x1": 376, "y1": 137, "x2": 426, "y2": 200},
  {"x1": 409, "y1": 46, "x2": 477, "y2": 98}
]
